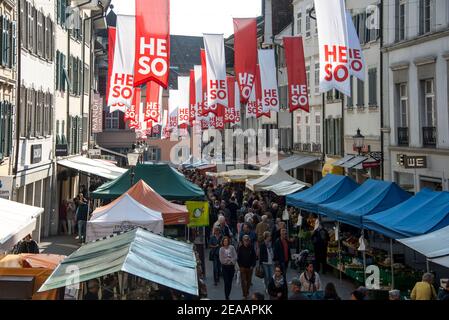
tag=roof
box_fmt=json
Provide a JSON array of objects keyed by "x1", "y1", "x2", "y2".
[
  {"x1": 318, "y1": 179, "x2": 411, "y2": 228},
  {"x1": 91, "y1": 163, "x2": 205, "y2": 201},
  {"x1": 261, "y1": 181, "x2": 307, "y2": 196},
  {"x1": 57, "y1": 156, "x2": 127, "y2": 180},
  {"x1": 246, "y1": 165, "x2": 309, "y2": 192},
  {"x1": 286, "y1": 174, "x2": 359, "y2": 213},
  {"x1": 277, "y1": 155, "x2": 319, "y2": 171},
  {"x1": 38, "y1": 228, "x2": 199, "y2": 296},
  {"x1": 364, "y1": 189, "x2": 449, "y2": 239},
  {"x1": 0, "y1": 199, "x2": 43, "y2": 253},
  {"x1": 124, "y1": 180, "x2": 189, "y2": 225}
]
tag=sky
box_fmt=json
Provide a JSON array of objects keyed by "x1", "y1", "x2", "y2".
[{"x1": 170, "y1": 0, "x2": 262, "y2": 37}]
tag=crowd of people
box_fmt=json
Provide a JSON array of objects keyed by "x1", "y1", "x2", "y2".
[{"x1": 183, "y1": 168, "x2": 449, "y2": 301}]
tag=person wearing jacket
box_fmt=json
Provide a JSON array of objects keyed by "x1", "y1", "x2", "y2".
[
  {"x1": 219, "y1": 236, "x2": 237, "y2": 300},
  {"x1": 438, "y1": 281, "x2": 449, "y2": 300},
  {"x1": 237, "y1": 235, "x2": 257, "y2": 299},
  {"x1": 411, "y1": 273, "x2": 437, "y2": 300},
  {"x1": 273, "y1": 228, "x2": 291, "y2": 278},
  {"x1": 209, "y1": 226, "x2": 222, "y2": 286},
  {"x1": 267, "y1": 265, "x2": 288, "y2": 300},
  {"x1": 259, "y1": 231, "x2": 275, "y2": 290}
]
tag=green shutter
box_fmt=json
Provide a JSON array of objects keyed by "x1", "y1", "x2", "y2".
[
  {"x1": 55, "y1": 50, "x2": 60, "y2": 90},
  {"x1": 11, "y1": 21, "x2": 16, "y2": 67},
  {"x1": 0, "y1": 101, "x2": 4, "y2": 159}
]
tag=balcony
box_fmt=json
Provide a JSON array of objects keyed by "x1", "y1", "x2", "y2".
[
  {"x1": 302, "y1": 143, "x2": 311, "y2": 152},
  {"x1": 422, "y1": 127, "x2": 436, "y2": 147},
  {"x1": 397, "y1": 127, "x2": 409, "y2": 146},
  {"x1": 312, "y1": 143, "x2": 322, "y2": 153}
]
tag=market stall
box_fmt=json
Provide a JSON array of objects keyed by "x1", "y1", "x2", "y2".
[
  {"x1": 38, "y1": 228, "x2": 199, "y2": 299},
  {"x1": 206, "y1": 169, "x2": 263, "y2": 182},
  {"x1": 86, "y1": 194, "x2": 164, "y2": 242},
  {"x1": 261, "y1": 180, "x2": 307, "y2": 196},
  {"x1": 246, "y1": 165, "x2": 309, "y2": 192},
  {"x1": 91, "y1": 163, "x2": 205, "y2": 201},
  {"x1": 0, "y1": 198, "x2": 44, "y2": 253},
  {"x1": 286, "y1": 174, "x2": 359, "y2": 213}
]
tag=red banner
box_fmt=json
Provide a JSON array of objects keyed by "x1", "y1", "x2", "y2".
[
  {"x1": 233, "y1": 18, "x2": 257, "y2": 105},
  {"x1": 126, "y1": 88, "x2": 141, "y2": 129},
  {"x1": 134, "y1": 0, "x2": 170, "y2": 88},
  {"x1": 189, "y1": 69, "x2": 196, "y2": 126},
  {"x1": 106, "y1": 27, "x2": 116, "y2": 106},
  {"x1": 225, "y1": 76, "x2": 236, "y2": 124},
  {"x1": 284, "y1": 36, "x2": 309, "y2": 113},
  {"x1": 144, "y1": 81, "x2": 161, "y2": 123},
  {"x1": 255, "y1": 65, "x2": 270, "y2": 119}
]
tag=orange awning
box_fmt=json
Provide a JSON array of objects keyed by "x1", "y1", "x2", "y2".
[
  {"x1": 0, "y1": 254, "x2": 66, "y2": 270},
  {"x1": 96, "y1": 180, "x2": 189, "y2": 225}
]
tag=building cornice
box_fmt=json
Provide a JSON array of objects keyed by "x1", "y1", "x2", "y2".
[
  {"x1": 382, "y1": 29, "x2": 449, "y2": 53},
  {"x1": 390, "y1": 61, "x2": 409, "y2": 71},
  {"x1": 389, "y1": 146, "x2": 449, "y2": 156},
  {"x1": 414, "y1": 55, "x2": 437, "y2": 66}
]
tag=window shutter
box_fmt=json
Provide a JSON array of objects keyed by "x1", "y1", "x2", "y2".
[
  {"x1": 78, "y1": 116, "x2": 83, "y2": 153},
  {"x1": 55, "y1": 50, "x2": 60, "y2": 90},
  {"x1": 0, "y1": 101, "x2": 4, "y2": 159},
  {"x1": 56, "y1": 119, "x2": 60, "y2": 144},
  {"x1": 32, "y1": 7, "x2": 37, "y2": 54},
  {"x1": 419, "y1": 0, "x2": 424, "y2": 35},
  {"x1": 62, "y1": 54, "x2": 67, "y2": 91},
  {"x1": 11, "y1": 21, "x2": 16, "y2": 67},
  {"x1": 7, "y1": 102, "x2": 12, "y2": 156}
]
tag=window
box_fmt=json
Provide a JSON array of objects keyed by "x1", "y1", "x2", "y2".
[
  {"x1": 0, "y1": 101, "x2": 13, "y2": 159},
  {"x1": 19, "y1": 86, "x2": 26, "y2": 137},
  {"x1": 105, "y1": 111, "x2": 120, "y2": 130},
  {"x1": 57, "y1": 0, "x2": 67, "y2": 27},
  {"x1": 1, "y1": 16, "x2": 13, "y2": 67},
  {"x1": 305, "y1": 9, "x2": 311, "y2": 37},
  {"x1": 20, "y1": 0, "x2": 26, "y2": 47},
  {"x1": 19, "y1": 87, "x2": 53, "y2": 139},
  {"x1": 68, "y1": 116, "x2": 82, "y2": 155},
  {"x1": 397, "y1": 0, "x2": 406, "y2": 41},
  {"x1": 398, "y1": 83, "x2": 408, "y2": 127},
  {"x1": 45, "y1": 16, "x2": 54, "y2": 61},
  {"x1": 32, "y1": 6, "x2": 37, "y2": 54},
  {"x1": 37, "y1": 11, "x2": 44, "y2": 57},
  {"x1": 84, "y1": 64, "x2": 89, "y2": 94},
  {"x1": 356, "y1": 13, "x2": 367, "y2": 45},
  {"x1": 357, "y1": 78, "x2": 364, "y2": 107},
  {"x1": 325, "y1": 118, "x2": 343, "y2": 156},
  {"x1": 27, "y1": 1, "x2": 33, "y2": 50},
  {"x1": 419, "y1": 0, "x2": 432, "y2": 34},
  {"x1": 35, "y1": 90, "x2": 43, "y2": 136},
  {"x1": 296, "y1": 12, "x2": 302, "y2": 35},
  {"x1": 422, "y1": 79, "x2": 435, "y2": 127},
  {"x1": 147, "y1": 147, "x2": 161, "y2": 161},
  {"x1": 315, "y1": 114, "x2": 321, "y2": 144},
  {"x1": 26, "y1": 88, "x2": 35, "y2": 137},
  {"x1": 347, "y1": 76, "x2": 354, "y2": 107},
  {"x1": 43, "y1": 92, "x2": 53, "y2": 136},
  {"x1": 305, "y1": 115, "x2": 311, "y2": 143},
  {"x1": 314, "y1": 62, "x2": 320, "y2": 94},
  {"x1": 368, "y1": 68, "x2": 377, "y2": 106}
]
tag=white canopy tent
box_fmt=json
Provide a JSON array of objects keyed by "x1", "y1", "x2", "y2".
[
  {"x1": 261, "y1": 180, "x2": 307, "y2": 196},
  {"x1": 86, "y1": 194, "x2": 164, "y2": 242},
  {"x1": 0, "y1": 198, "x2": 43, "y2": 253},
  {"x1": 397, "y1": 225, "x2": 449, "y2": 268},
  {"x1": 246, "y1": 165, "x2": 310, "y2": 192},
  {"x1": 58, "y1": 156, "x2": 127, "y2": 180}
]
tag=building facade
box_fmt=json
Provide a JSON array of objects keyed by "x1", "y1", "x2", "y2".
[{"x1": 383, "y1": 0, "x2": 449, "y2": 192}]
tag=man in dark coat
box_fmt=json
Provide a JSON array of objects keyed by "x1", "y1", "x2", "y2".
[
  {"x1": 237, "y1": 235, "x2": 257, "y2": 299},
  {"x1": 273, "y1": 228, "x2": 291, "y2": 278},
  {"x1": 311, "y1": 224, "x2": 330, "y2": 274}
]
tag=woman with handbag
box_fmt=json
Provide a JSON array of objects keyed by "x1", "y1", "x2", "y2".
[
  {"x1": 259, "y1": 231, "x2": 274, "y2": 291},
  {"x1": 219, "y1": 236, "x2": 237, "y2": 300},
  {"x1": 209, "y1": 226, "x2": 222, "y2": 286}
]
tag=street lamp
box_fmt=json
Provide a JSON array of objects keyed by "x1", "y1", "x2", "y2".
[
  {"x1": 127, "y1": 149, "x2": 140, "y2": 186},
  {"x1": 353, "y1": 128, "x2": 365, "y2": 156}
]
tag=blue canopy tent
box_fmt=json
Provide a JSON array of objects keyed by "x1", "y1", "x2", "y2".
[
  {"x1": 363, "y1": 189, "x2": 449, "y2": 239},
  {"x1": 318, "y1": 179, "x2": 411, "y2": 228},
  {"x1": 286, "y1": 174, "x2": 359, "y2": 213}
]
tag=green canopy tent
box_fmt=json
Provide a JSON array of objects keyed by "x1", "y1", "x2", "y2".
[
  {"x1": 38, "y1": 228, "x2": 199, "y2": 296},
  {"x1": 91, "y1": 163, "x2": 205, "y2": 201}
]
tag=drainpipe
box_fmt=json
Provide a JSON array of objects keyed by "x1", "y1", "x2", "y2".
[
  {"x1": 380, "y1": 0, "x2": 385, "y2": 180},
  {"x1": 13, "y1": 0, "x2": 22, "y2": 177}
]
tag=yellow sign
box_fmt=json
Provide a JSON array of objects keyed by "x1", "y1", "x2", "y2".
[
  {"x1": 186, "y1": 201, "x2": 210, "y2": 227},
  {"x1": 322, "y1": 158, "x2": 344, "y2": 177}
]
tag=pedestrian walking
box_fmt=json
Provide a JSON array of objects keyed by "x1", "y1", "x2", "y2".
[
  {"x1": 209, "y1": 226, "x2": 222, "y2": 286},
  {"x1": 410, "y1": 272, "x2": 437, "y2": 300},
  {"x1": 259, "y1": 231, "x2": 274, "y2": 291},
  {"x1": 311, "y1": 223, "x2": 330, "y2": 274},
  {"x1": 323, "y1": 282, "x2": 340, "y2": 300},
  {"x1": 273, "y1": 228, "x2": 291, "y2": 278},
  {"x1": 237, "y1": 235, "x2": 257, "y2": 300},
  {"x1": 66, "y1": 198, "x2": 76, "y2": 235},
  {"x1": 219, "y1": 236, "x2": 237, "y2": 300},
  {"x1": 299, "y1": 263, "x2": 321, "y2": 293},
  {"x1": 59, "y1": 200, "x2": 68, "y2": 235},
  {"x1": 255, "y1": 215, "x2": 270, "y2": 244},
  {"x1": 76, "y1": 200, "x2": 89, "y2": 243},
  {"x1": 267, "y1": 265, "x2": 288, "y2": 300}
]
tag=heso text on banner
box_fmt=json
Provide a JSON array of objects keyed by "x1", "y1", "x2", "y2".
[
  {"x1": 134, "y1": 0, "x2": 170, "y2": 88},
  {"x1": 284, "y1": 36, "x2": 309, "y2": 113},
  {"x1": 233, "y1": 18, "x2": 257, "y2": 104},
  {"x1": 144, "y1": 81, "x2": 163, "y2": 124},
  {"x1": 258, "y1": 49, "x2": 279, "y2": 112},
  {"x1": 315, "y1": 0, "x2": 351, "y2": 96}
]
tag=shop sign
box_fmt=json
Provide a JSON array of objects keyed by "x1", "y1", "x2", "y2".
[
  {"x1": 91, "y1": 94, "x2": 103, "y2": 133},
  {"x1": 186, "y1": 201, "x2": 209, "y2": 227},
  {"x1": 397, "y1": 154, "x2": 427, "y2": 169},
  {"x1": 88, "y1": 149, "x2": 101, "y2": 156},
  {"x1": 0, "y1": 176, "x2": 13, "y2": 200},
  {"x1": 55, "y1": 144, "x2": 69, "y2": 157},
  {"x1": 362, "y1": 160, "x2": 380, "y2": 169},
  {"x1": 31, "y1": 144, "x2": 42, "y2": 164}
]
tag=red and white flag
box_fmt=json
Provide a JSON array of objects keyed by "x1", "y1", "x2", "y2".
[
  {"x1": 106, "y1": 27, "x2": 124, "y2": 112},
  {"x1": 225, "y1": 76, "x2": 237, "y2": 124},
  {"x1": 233, "y1": 18, "x2": 257, "y2": 104},
  {"x1": 194, "y1": 64, "x2": 208, "y2": 128},
  {"x1": 125, "y1": 88, "x2": 141, "y2": 129},
  {"x1": 168, "y1": 90, "x2": 179, "y2": 134},
  {"x1": 144, "y1": 81, "x2": 163, "y2": 124},
  {"x1": 284, "y1": 36, "x2": 310, "y2": 113},
  {"x1": 108, "y1": 14, "x2": 136, "y2": 109},
  {"x1": 233, "y1": 81, "x2": 241, "y2": 126},
  {"x1": 177, "y1": 76, "x2": 190, "y2": 126},
  {"x1": 315, "y1": 0, "x2": 351, "y2": 96},
  {"x1": 246, "y1": 87, "x2": 257, "y2": 119},
  {"x1": 161, "y1": 110, "x2": 170, "y2": 139},
  {"x1": 134, "y1": 0, "x2": 170, "y2": 88},
  {"x1": 255, "y1": 65, "x2": 270, "y2": 119},
  {"x1": 189, "y1": 69, "x2": 196, "y2": 126},
  {"x1": 346, "y1": 11, "x2": 365, "y2": 81},
  {"x1": 258, "y1": 49, "x2": 279, "y2": 113},
  {"x1": 203, "y1": 34, "x2": 228, "y2": 116}
]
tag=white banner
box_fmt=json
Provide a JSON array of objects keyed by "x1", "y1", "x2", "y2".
[
  {"x1": 177, "y1": 76, "x2": 190, "y2": 126},
  {"x1": 161, "y1": 110, "x2": 169, "y2": 139},
  {"x1": 346, "y1": 11, "x2": 366, "y2": 81},
  {"x1": 108, "y1": 15, "x2": 136, "y2": 108},
  {"x1": 168, "y1": 90, "x2": 179, "y2": 134},
  {"x1": 233, "y1": 81, "x2": 241, "y2": 126},
  {"x1": 203, "y1": 34, "x2": 228, "y2": 114},
  {"x1": 258, "y1": 49, "x2": 279, "y2": 113},
  {"x1": 315, "y1": 0, "x2": 351, "y2": 96}
]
